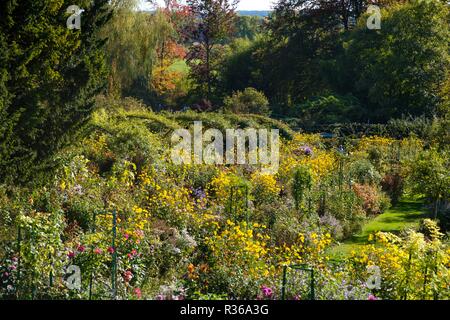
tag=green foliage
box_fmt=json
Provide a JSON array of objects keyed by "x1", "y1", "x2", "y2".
[
  {"x1": 348, "y1": 159, "x2": 382, "y2": 185},
  {"x1": 334, "y1": 0, "x2": 450, "y2": 120},
  {"x1": 219, "y1": 36, "x2": 266, "y2": 96},
  {"x1": 235, "y1": 15, "x2": 263, "y2": 40},
  {"x1": 293, "y1": 94, "x2": 363, "y2": 128},
  {"x1": 291, "y1": 166, "x2": 312, "y2": 211},
  {"x1": 186, "y1": 0, "x2": 238, "y2": 100},
  {"x1": 223, "y1": 87, "x2": 270, "y2": 115},
  {"x1": 409, "y1": 148, "x2": 450, "y2": 215},
  {"x1": 103, "y1": 6, "x2": 174, "y2": 102},
  {"x1": 0, "y1": 0, "x2": 111, "y2": 184}
]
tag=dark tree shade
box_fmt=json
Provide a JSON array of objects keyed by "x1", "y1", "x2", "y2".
[{"x1": 0, "y1": 0, "x2": 111, "y2": 183}]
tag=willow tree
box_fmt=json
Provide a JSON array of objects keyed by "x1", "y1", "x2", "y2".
[{"x1": 102, "y1": 1, "x2": 176, "y2": 102}]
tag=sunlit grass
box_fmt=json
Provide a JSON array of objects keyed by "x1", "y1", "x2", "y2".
[{"x1": 329, "y1": 198, "x2": 428, "y2": 257}]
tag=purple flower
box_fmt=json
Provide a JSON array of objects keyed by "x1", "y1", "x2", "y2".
[
  {"x1": 192, "y1": 188, "x2": 206, "y2": 200},
  {"x1": 261, "y1": 285, "x2": 273, "y2": 298},
  {"x1": 68, "y1": 251, "x2": 75, "y2": 259},
  {"x1": 301, "y1": 145, "x2": 313, "y2": 156}
]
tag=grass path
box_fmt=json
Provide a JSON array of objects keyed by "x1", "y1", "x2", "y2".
[{"x1": 329, "y1": 198, "x2": 428, "y2": 257}]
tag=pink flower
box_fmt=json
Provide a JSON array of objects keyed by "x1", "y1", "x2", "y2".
[
  {"x1": 368, "y1": 294, "x2": 378, "y2": 301},
  {"x1": 127, "y1": 253, "x2": 133, "y2": 259},
  {"x1": 131, "y1": 249, "x2": 137, "y2": 256},
  {"x1": 93, "y1": 248, "x2": 103, "y2": 255},
  {"x1": 77, "y1": 245, "x2": 86, "y2": 252},
  {"x1": 107, "y1": 246, "x2": 115, "y2": 254},
  {"x1": 124, "y1": 234, "x2": 130, "y2": 240},
  {"x1": 123, "y1": 270, "x2": 133, "y2": 283},
  {"x1": 156, "y1": 294, "x2": 164, "y2": 300},
  {"x1": 261, "y1": 285, "x2": 273, "y2": 298},
  {"x1": 68, "y1": 251, "x2": 75, "y2": 259},
  {"x1": 134, "y1": 288, "x2": 142, "y2": 299}
]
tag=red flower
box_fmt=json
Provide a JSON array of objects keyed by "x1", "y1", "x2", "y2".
[
  {"x1": 77, "y1": 245, "x2": 86, "y2": 252},
  {"x1": 134, "y1": 288, "x2": 142, "y2": 299},
  {"x1": 123, "y1": 270, "x2": 133, "y2": 283},
  {"x1": 107, "y1": 246, "x2": 115, "y2": 254},
  {"x1": 68, "y1": 251, "x2": 75, "y2": 259},
  {"x1": 93, "y1": 248, "x2": 103, "y2": 255}
]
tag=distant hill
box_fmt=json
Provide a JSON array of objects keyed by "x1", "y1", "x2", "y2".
[
  {"x1": 237, "y1": 10, "x2": 271, "y2": 17},
  {"x1": 141, "y1": 9, "x2": 272, "y2": 17}
]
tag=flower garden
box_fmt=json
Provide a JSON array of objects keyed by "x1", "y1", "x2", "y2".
[{"x1": 0, "y1": 106, "x2": 449, "y2": 300}]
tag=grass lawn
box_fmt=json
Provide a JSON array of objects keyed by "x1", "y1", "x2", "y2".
[
  {"x1": 328, "y1": 198, "x2": 429, "y2": 257},
  {"x1": 169, "y1": 59, "x2": 189, "y2": 74}
]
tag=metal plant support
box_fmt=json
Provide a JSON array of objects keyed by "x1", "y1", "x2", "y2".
[
  {"x1": 227, "y1": 185, "x2": 250, "y2": 224},
  {"x1": 89, "y1": 209, "x2": 118, "y2": 300},
  {"x1": 281, "y1": 264, "x2": 315, "y2": 300}
]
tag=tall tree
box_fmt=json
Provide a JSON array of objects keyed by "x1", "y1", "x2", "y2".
[
  {"x1": 186, "y1": 0, "x2": 239, "y2": 101},
  {"x1": 0, "y1": 0, "x2": 111, "y2": 183},
  {"x1": 333, "y1": 0, "x2": 450, "y2": 121}
]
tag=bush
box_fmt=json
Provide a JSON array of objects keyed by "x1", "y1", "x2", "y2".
[
  {"x1": 223, "y1": 88, "x2": 270, "y2": 115},
  {"x1": 348, "y1": 159, "x2": 382, "y2": 185},
  {"x1": 352, "y1": 183, "x2": 391, "y2": 216},
  {"x1": 292, "y1": 94, "x2": 363, "y2": 128}
]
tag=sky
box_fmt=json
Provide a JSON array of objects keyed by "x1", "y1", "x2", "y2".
[{"x1": 139, "y1": 0, "x2": 274, "y2": 11}]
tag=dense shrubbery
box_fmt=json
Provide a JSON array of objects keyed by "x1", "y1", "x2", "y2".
[
  {"x1": 1, "y1": 106, "x2": 448, "y2": 300},
  {"x1": 223, "y1": 88, "x2": 270, "y2": 116},
  {"x1": 0, "y1": 0, "x2": 449, "y2": 302}
]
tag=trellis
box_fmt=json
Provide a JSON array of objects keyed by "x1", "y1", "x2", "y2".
[
  {"x1": 226, "y1": 185, "x2": 250, "y2": 224},
  {"x1": 0, "y1": 210, "x2": 120, "y2": 300},
  {"x1": 281, "y1": 264, "x2": 315, "y2": 300},
  {"x1": 0, "y1": 226, "x2": 51, "y2": 299},
  {"x1": 87, "y1": 209, "x2": 118, "y2": 300}
]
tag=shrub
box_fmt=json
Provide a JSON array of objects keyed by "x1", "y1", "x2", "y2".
[
  {"x1": 292, "y1": 94, "x2": 363, "y2": 128},
  {"x1": 381, "y1": 173, "x2": 404, "y2": 205},
  {"x1": 348, "y1": 159, "x2": 382, "y2": 185},
  {"x1": 223, "y1": 88, "x2": 270, "y2": 115},
  {"x1": 409, "y1": 148, "x2": 450, "y2": 219},
  {"x1": 352, "y1": 183, "x2": 391, "y2": 216},
  {"x1": 291, "y1": 166, "x2": 312, "y2": 212},
  {"x1": 250, "y1": 172, "x2": 280, "y2": 207}
]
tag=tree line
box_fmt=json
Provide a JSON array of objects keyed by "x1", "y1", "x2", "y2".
[{"x1": 1, "y1": 0, "x2": 449, "y2": 183}]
